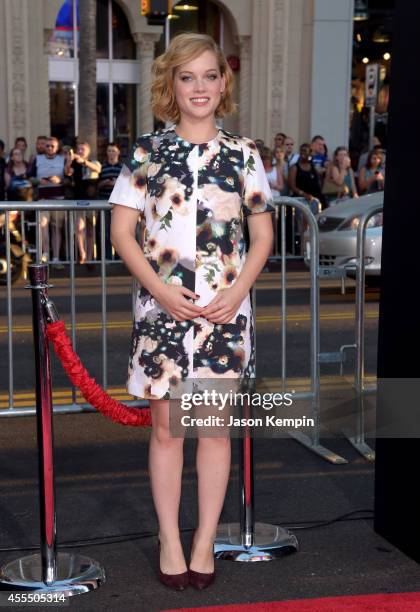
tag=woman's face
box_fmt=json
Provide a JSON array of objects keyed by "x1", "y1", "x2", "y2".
[
  {"x1": 262, "y1": 156, "x2": 272, "y2": 170},
  {"x1": 11, "y1": 148, "x2": 23, "y2": 163},
  {"x1": 275, "y1": 146, "x2": 285, "y2": 161},
  {"x1": 16, "y1": 141, "x2": 27, "y2": 153},
  {"x1": 300, "y1": 146, "x2": 311, "y2": 161},
  {"x1": 173, "y1": 50, "x2": 226, "y2": 123},
  {"x1": 336, "y1": 149, "x2": 348, "y2": 164},
  {"x1": 370, "y1": 153, "x2": 381, "y2": 168}
]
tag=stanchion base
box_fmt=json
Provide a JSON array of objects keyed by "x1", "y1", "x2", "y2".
[
  {"x1": 345, "y1": 435, "x2": 375, "y2": 461},
  {"x1": 214, "y1": 522, "x2": 298, "y2": 561},
  {"x1": 0, "y1": 552, "x2": 105, "y2": 596},
  {"x1": 288, "y1": 431, "x2": 348, "y2": 464}
]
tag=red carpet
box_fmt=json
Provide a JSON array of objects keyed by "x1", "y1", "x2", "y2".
[{"x1": 164, "y1": 592, "x2": 420, "y2": 612}]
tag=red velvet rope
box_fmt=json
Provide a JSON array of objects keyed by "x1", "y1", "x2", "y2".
[{"x1": 46, "y1": 320, "x2": 152, "y2": 427}]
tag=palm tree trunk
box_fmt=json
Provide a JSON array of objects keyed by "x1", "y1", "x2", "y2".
[{"x1": 78, "y1": 0, "x2": 97, "y2": 157}]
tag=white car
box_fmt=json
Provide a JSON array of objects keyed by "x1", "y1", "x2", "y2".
[{"x1": 303, "y1": 192, "x2": 383, "y2": 277}]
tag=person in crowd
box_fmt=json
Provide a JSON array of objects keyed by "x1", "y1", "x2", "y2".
[
  {"x1": 356, "y1": 137, "x2": 383, "y2": 175},
  {"x1": 283, "y1": 137, "x2": 299, "y2": 174},
  {"x1": 65, "y1": 141, "x2": 101, "y2": 264},
  {"x1": 266, "y1": 146, "x2": 286, "y2": 198},
  {"x1": 14, "y1": 137, "x2": 28, "y2": 160},
  {"x1": 28, "y1": 135, "x2": 48, "y2": 166},
  {"x1": 288, "y1": 142, "x2": 323, "y2": 249},
  {"x1": 310, "y1": 134, "x2": 328, "y2": 182},
  {"x1": 265, "y1": 144, "x2": 292, "y2": 254},
  {"x1": 29, "y1": 136, "x2": 67, "y2": 264},
  {"x1": 288, "y1": 143, "x2": 323, "y2": 207},
  {"x1": 273, "y1": 132, "x2": 286, "y2": 152},
  {"x1": 97, "y1": 142, "x2": 122, "y2": 259},
  {"x1": 4, "y1": 149, "x2": 33, "y2": 263},
  {"x1": 275, "y1": 137, "x2": 298, "y2": 252},
  {"x1": 254, "y1": 138, "x2": 264, "y2": 156},
  {"x1": 358, "y1": 149, "x2": 385, "y2": 194},
  {"x1": 322, "y1": 141, "x2": 329, "y2": 163},
  {"x1": 261, "y1": 146, "x2": 273, "y2": 170},
  {"x1": 5, "y1": 147, "x2": 33, "y2": 201},
  {"x1": 322, "y1": 146, "x2": 358, "y2": 205},
  {"x1": 0, "y1": 139, "x2": 6, "y2": 200},
  {"x1": 5, "y1": 137, "x2": 28, "y2": 163}
]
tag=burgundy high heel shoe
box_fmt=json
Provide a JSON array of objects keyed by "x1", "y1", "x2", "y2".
[
  {"x1": 188, "y1": 567, "x2": 215, "y2": 590},
  {"x1": 157, "y1": 540, "x2": 189, "y2": 591},
  {"x1": 188, "y1": 533, "x2": 215, "y2": 590}
]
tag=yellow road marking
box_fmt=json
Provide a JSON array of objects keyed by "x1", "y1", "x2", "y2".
[
  {"x1": 0, "y1": 311, "x2": 379, "y2": 334},
  {"x1": 0, "y1": 375, "x2": 378, "y2": 408}
]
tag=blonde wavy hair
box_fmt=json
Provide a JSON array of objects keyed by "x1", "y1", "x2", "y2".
[{"x1": 150, "y1": 32, "x2": 237, "y2": 123}]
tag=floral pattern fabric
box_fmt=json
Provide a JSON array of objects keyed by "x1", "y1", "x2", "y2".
[{"x1": 109, "y1": 124, "x2": 274, "y2": 399}]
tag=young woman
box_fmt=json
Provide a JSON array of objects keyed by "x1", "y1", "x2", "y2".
[
  {"x1": 265, "y1": 146, "x2": 286, "y2": 198},
  {"x1": 109, "y1": 33, "x2": 274, "y2": 591},
  {"x1": 323, "y1": 146, "x2": 358, "y2": 205},
  {"x1": 5, "y1": 147, "x2": 32, "y2": 201},
  {"x1": 358, "y1": 149, "x2": 385, "y2": 194}
]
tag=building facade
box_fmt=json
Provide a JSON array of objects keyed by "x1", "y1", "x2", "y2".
[{"x1": 0, "y1": 0, "x2": 354, "y2": 158}]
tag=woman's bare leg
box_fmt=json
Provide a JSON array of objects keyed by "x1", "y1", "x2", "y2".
[
  {"x1": 76, "y1": 214, "x2": 87, "y2": 263},
  {"x1": 40, "y1": 212, "x2": 50, "y2": 258},
  {"x1": 148, "y1": 399, "x2": 187, "y2": 574},
  {"x1": 190, "y1": 436, "x2": 231, "y2": 572}
]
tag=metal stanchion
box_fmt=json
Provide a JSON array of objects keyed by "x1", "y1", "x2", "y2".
[
  {"x1": 0, "y1": 263, "x2": 105, "y2": 595},
  {"x1": 214, "y1": 283, "x2": 299, "y2": 561},
  {"x1": 214, "y1": 430, "x2": 299, "y2": 561}
]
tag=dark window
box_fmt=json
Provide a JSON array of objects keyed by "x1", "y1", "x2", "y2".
[
  {"x1": 112, "y1": 1, "x2": 136, "y2": 59},
  {"x1": 96, "y1": 0, "x2": 109, "y2": 58}
]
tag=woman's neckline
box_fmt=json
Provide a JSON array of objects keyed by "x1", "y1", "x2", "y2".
[{"x1": 170, "y1": 125, "x2": 221, "y2": 146}]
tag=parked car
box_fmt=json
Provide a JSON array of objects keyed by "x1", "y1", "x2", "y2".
[{"x1": 303, "y1": 192, "x2": 383, "y2": 277}]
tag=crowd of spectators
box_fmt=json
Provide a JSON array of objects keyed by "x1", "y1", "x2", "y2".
[
  {"x1": 256, "y1": 132, "x2": 386, "y2": 253},
  {"x1": 0, "y1": 130, "x2": 386, "y2": 264},
  {"x1": 258, "y1": 131, "x2": 386, "y2": 207},
  {"x1": 0, "y1": 135, "x2": 122, "y2": 267}
]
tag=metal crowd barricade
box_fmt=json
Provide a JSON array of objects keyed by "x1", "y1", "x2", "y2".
[
  {"x1": 344, "y1": 204, "x2": 383, "y2": 461},
  {"x1": 269, "y1": 196, "x2": 322, "y2": 260},
  {"x1": 268, "y1": 197, "x2": 347, "y2": 464},
  {"x1": 0, "y1": 200, "x2": 146, "y2": 417},
  {"x1": 2, "y1": 199, "x2": 348, "y2": 464}
]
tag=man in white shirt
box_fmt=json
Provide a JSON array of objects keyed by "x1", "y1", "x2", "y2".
[
  {"x1": 284, "y1": 136, "x2": 299, "y2": 168},
  {"x1": 29, "y1": 136, "x2": 66, "y2": 264}
]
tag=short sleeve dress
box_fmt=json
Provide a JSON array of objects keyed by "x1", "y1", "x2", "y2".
[{"x1": 109, "y1": 125, "x2": 275, "y2": 399}]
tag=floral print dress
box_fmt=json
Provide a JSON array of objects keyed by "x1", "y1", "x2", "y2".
[{"x1": 109, "y1": 124, "x2": 274, "y2": 399}]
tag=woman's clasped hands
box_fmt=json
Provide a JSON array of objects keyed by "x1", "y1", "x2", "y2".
[{"x1": 155, "y1": 283, "x2": 246, "y2": 324}]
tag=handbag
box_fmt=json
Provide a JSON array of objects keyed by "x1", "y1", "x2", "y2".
[{"x1": 322, "y1": 178, "x2": 349, "y2": 198}]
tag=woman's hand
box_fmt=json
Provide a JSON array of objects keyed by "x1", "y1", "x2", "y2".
[
  {"x1": 201, "y1": 286, "x2": 246, "y2": 324},
  {"x1": 155, "y1": 284, "x2": 203, "y2": 322}
]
